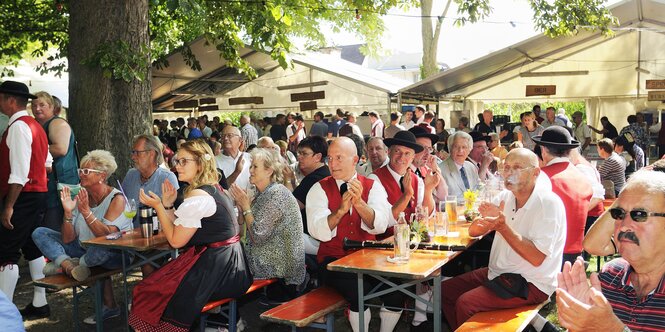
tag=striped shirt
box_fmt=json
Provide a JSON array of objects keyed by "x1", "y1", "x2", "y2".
[
  {"x1": 599, "y1": 152, "x2": 626, "y2": 192},
  {"x1": 600, "y1": 258, "x2": 665, "y2": 331}
]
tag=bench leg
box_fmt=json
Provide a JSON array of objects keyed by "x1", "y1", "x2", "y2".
[
  {"x1": 326, "y1": 312, "x2": 335, "y2": 332},
  {"x1": 73, "y1": 286, "x2": 80, "y2": 332},
  {"x1": 200, "y1": 313, "x2": 208, "y2": 332},
  {"x1": 94, "y1": 280, "x2": 104, "y2": 332},
  {"x1": 229, "y1": 300, "x2": 237, "y2": 332}
]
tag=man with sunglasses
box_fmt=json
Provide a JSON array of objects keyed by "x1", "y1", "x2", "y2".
[
  {"x1": 533, "y1": 126, "x2": 592, "y2": 266},
  {"x1": 557, "y1": 170, "x2": 665, "y2": 332}
]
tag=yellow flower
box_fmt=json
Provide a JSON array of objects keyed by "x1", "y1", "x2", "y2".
[{"x1": 463, "y1": 189, "x2": 478, "y2": 210}]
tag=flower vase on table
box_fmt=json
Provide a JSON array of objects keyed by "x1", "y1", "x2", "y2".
[{"x1": 463, "y1": 189, "x2": 480, "y2": 222}]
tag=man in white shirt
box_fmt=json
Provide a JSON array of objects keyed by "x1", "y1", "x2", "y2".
[
  {"x1": 368, "y1": 111, "x2": 385, "y2": 138},
  {"x1": 216, "y1": 126, "x2": 250, "y2": 190},
  {"x1": 572, "y1": 111, "x2": 592, "y2": 153},
  {"x1": 306, "y1": 137, "x2": 400, "y2": 332},
  {"x1": 239, "y1": 114, "x2": 258, "y2": 149},
  {"x1": 0, "y1": 81, "x2": 50, "y2": 316},
  {"x1": 358, "y1": 137, "x2": 389, "y2": 177},
  {"x1": 442, "y1": 148, "x2": 566, "y2": 330},
  {"x1": 414, "y1": 105, "x2": 426, "y2": 124}
]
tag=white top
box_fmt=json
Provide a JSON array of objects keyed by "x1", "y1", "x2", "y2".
[
  {"x1": 368, "y1": 165, "x2": 424, "y2": 226},
  {"x1": 403, "y1": 120, "x2": 415, "y2": 130},
  {"x1": 575, "y1": 163, "x2": 605, "y2": 199},
  {"x1": 348, "y1": 123, "x2": 363, "y2": 138},
  {"x1": 573, "y1": 123, "x2": 592, "y2": 145},
  {"x1": 5, "y1": 111, "x2": 51, "y2": 186},
  {"x1": 286, "y1": 124, "x2": 306, "y2": 144},
  {"x1": 174, "y1": 195, "x2": 216, "y2": 228},
  {"x1": 357, "y1": 158, "x2": 389, "y2": 177},
  {"x1": 202, "y1": 126, "x2": 213, "y2": 138},
  {"x1": 488, "y1": 184, "x2": 566, "y2": 296},
  {"x1": 370, "y1": 120, "x2": 385, "y2": 137},
  {"x1": 541, "y1": 118, "x2": 566, "y2": 128},
  {"x1": 216, "y1": 151, "x2": 251, "y2": 190},
  {"x1": 305, "y1": 173, "x2": 390, "y2": 242}
]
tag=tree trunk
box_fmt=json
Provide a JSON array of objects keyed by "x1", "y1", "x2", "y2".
[
  {"x1": 68, "y1": 1, "x2": 151, "y2": 180},
  {"x1": 421, "y1": 0, "x2": 452, "y2": 79}
]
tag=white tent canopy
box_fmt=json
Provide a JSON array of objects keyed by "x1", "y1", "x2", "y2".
[{"x1": 398, "y1": 0, "x2": 665, "y2": 129}]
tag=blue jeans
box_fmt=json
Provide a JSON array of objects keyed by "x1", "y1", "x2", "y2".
[{"x1": 32, "y1": 227, "x2": 127, "y2": 269}]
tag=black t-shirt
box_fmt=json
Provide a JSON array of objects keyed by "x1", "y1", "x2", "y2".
[
  {"x1": 473, "y1": 121, "x2": 496, "y2": 135},
  {"x1": 604, "y1": 123, "x2": 618, "y2": 139},
  {"x1": 292, "y1": 165, "x2": 331, "y2": 235},
  {"x1": 270, "y1": 124, "x2": 287, "y2": 142}
]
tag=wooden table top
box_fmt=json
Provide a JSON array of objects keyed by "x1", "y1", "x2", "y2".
[
  {"x1": 82, "y1": 228, "x2": 171, "y2": 251},
  {"x1": 328, "y1": 221, "x2": 477, "y2": 279}
]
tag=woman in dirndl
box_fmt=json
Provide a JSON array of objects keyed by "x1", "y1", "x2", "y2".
[{"x1": 128, "y1": 139, "x2": 252, "y2": 332}]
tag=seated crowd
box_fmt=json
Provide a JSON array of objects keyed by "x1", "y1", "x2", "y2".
[{"x1": 2, "y1": 80, "x2": 665, "y2": 332}]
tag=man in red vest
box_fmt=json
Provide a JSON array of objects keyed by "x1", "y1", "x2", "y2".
[
  {"x1": 306, "y1": 137, "x2": 399, "y2": 332},
  {"x1": 533, "y1": 126, "x2": 592, "y2": 265},
  {"x1": 0, "y1": 81, "x2": 50, "y2": 316}
]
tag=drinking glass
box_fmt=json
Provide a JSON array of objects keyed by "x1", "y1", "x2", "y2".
[
  {"x1": 434, "y1": 201, "x2": 448, "y2": 242},
  {"x1": 445, "y1": 195, "x2": 458, "y2": 224},
  {"x1": 123, "y1": 198, "x2": 137, "y2": 219}
]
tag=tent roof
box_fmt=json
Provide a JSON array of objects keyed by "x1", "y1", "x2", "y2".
[
  {"x1": 398, "y1": 0, "x2": 665, "y2": 100},
  {"x1": 152, "y1": 40, "x2": 409, "y2": 111}
]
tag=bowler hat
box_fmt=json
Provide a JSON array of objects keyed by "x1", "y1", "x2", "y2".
[
  {"x1": 409, "y1": 126, "x2": 439, "y2": 146},
  {"x1": 532, "y1": 126, "x2": 580, "y2": 149},
  {"x1": 384, "y1": 131, "x2": 424, "y2": 153},
  {"x1": 0, "y1": 81, "x2": 37, "y2": 99},
  {"x1": 469, "y1": 131, "x2": 491, "y2": 143}
]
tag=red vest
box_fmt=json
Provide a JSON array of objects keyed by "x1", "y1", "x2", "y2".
[
  {"x1": 0, "y1": 115, "x2": 48, "y2": 196},
  {"x1": 542, "y1": 162, "x2": 592, "y2": 254},
  {"x1": 373, "y1": 166, "x2": 418, "y2": 239},
  {"x1": 316, "y1": 175, "x2": 375, "y2": 263}
]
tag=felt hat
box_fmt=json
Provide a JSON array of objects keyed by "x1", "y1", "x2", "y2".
[
  {"x1": 384, "y1": 130, "x2": 424, "y2": 153},
  {"x1": 409, "y1": 125, "x2": 439, "y2": 146},
  {"x1": 532, "y1": 126, "x2": 580, "y2": 149},
  {"x1": 0, "y1": 81, "x2": 37, "y2": 99}
]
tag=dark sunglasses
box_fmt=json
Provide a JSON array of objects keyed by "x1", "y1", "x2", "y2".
[{"x1": 609, "y1": 207, "x2": 665, "y2": 222}]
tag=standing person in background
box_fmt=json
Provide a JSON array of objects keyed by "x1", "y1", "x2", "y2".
[
  {"x1": 186, "y1": 118, "x2": 203, "y2": 140},
  {"x1": 435, "y1": 118, "x2": 449, "y2": 144},
  {"x1": 541, "y1": 107, "x2": 566, "y2": 128},
  {"x1": 533, "y1": 104, "x2": 544, "y2": 124},
  {"x1": 402, "y1": 109, "x2": 415, "y2": 130},
  {"x1": 473, "y1": 109, "x2": 508, "y2": 139},
  {"x1": 368, "y1": 111, "x2": 384, "y2": 138},
  {"x1": 619, "y1": 114, "x2": 649, "y2": 156},
  {"x1": 270, "y1": 114, "x2": 287, "y2": 142},
  {"x1": 597, "y1": 138, "x2": 626, "y2": 196},
  {"x1": 286, "y1": 113, "x2": 306, "y2": 155},
  {"x1": 556, "y1": 108, "x2": 573, "y2": 128},
  {"x1": 198, "y1": 116, "x2": 212, "y2": 138},
  {"x1": 572, "y1": 111, "x2": 592, "y2": 154},
  {"x1": 418, "y1": 111, "x2": 437, "y2": 134},
  {"x1": 31, "y1": 91, "x2": 79, "y2": 232},
  {"x1": 384, "y1": 111, "x2": 404, "y2": 139},
  {"x1": 0, "y1": 81, "x2": 49, "y2": 317},
  {"x1": 240, "y1": 114, "x2": 258, "y2": 149},
  {"x1": 516, "y1": 112, "x2": 545, "y2": 151},
  {"x1": 414, "y1": 105, "x2": 426, "y2": 124},
  {"x1": 589, "y1": 116, "x2": 618, "y2": 140},
  {"x1": 309, "y1": 111, "x2": 328, "y2": 138},
  {"x1": 339, "y1": 112, "x2": 363, "y2": 138},
  {"x1": 327, "y1": 109, "x2": 347, "y2": 138},
  {"x1": 614, "y1": 133, "x2": 644, "y2": 176}
]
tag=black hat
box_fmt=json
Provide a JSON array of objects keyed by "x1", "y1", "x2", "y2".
[
  {"x1": 0, "y1": 81, "x2": 37, "y2": 99},
  {"x1": 532, "y1": 126, "x2": 580, "y2": 149},
  {"x1": 408, "y1": 125, "x2": 439, "y2": 146},
  {"x1": 384, "y1": 130, "x2": 424, "y2": 153},
  {"x1": 469, "y1": 131, "x2": 491, "y2": 143}
]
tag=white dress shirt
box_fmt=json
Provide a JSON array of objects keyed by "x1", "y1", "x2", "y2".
[
  {"x1": 216, "y1": 151, "x2": 251, "y2": 190},
  {"x1": 5, "y1": 111, "x2": 47, "y2": 186},
  {"x1": 368, "y1": 165, "x2": 424, "y2": 226},
  {"x1": 305, "y1": 173, "x2": 390, "y2": 242}
]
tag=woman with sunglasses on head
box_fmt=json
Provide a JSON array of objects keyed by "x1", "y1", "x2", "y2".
[
  {"x1": 31, "y1": 150, "x2": 132, "y2": 320},
  {"x1": 129, "y1": 140, "x2": 252, "y2": 332}
]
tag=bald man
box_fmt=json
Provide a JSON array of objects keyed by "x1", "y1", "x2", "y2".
[
  {"x1": 442, "y1": 149, "x2": 566, "y2": 330},
  {"x1": 306, "y1": 137, "x2": 402, "y2": 332}
]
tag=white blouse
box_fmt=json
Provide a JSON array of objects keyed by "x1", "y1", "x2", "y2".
[{"x1": 174, "y1": 195, "x2": 216, "y2": 228}]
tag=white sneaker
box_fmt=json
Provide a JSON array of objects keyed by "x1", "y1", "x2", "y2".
[
  {"x1": 83, "y1": 306, "x2": 120, "y2": 325},
  {"x1": 203, "y1": 317, "x2": 247, "y2": 332}
]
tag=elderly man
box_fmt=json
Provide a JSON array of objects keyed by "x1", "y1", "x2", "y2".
[
  {"x1": 306, "y1": 137, "x2": 399, "y2": 332},
  {"x1": 218, "y1": 126, "x2": 251, "y2": 190},
  {"x1": 239, "y1": 114, "x2": 258, "y2": 149},
  {"x1": 571, "y1": 111, "x2": 592, "y2": 153},
  {"x1": 358, "y1": 137, "x2": 389, "y2": 176},
  {"x1": 0, "y1": 81, "x2": 50, "y2": 315},
  {"x1": 442, "y1": 148, "x2": 566, "y2": 330},
  {"x1": 469, "y1": 131, "x2": 497, "y2": 180},
  {"x1": 533, "y1": 126, "x2": 592, "y2": 265},
  {"x1": 440, "y1": 131, "x2": 480, "y2": 199},
  {"x1": 541, "y1": 107, "x2": 566, "y2": 128},
  {"x1": 369, "y1": 131, "x2": 437, "y2": 230},
  {"x1": 473, "y1": 109, "x2": 509, "y2": 138},
  {"x1": 122, "y1": 134, "x2": 179, "y2": 228},
  {"x1": 368, "y1": 111, "x2": 384, "y2": 138},
  {"x1": 558, "y1": 170, "x2": 665, "y2": 331}
]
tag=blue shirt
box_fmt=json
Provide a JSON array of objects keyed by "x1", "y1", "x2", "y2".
[
  {"x1": 310, "y1": 121, "x2": 328, "y2": 137},
  {"x1": 188, "y1": 127, "x2": 203, "y2": 139},
  {"x1": 327, "y1": 119, "x2": 346, "y2": 137},
  {"x1": 122, "y1": 167, "x2": 179, "y2": 227},
  {"x1": 0, "y1": 291, "x2": 24, "y2": 332}
]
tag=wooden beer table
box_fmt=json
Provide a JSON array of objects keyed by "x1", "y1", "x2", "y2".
[
  {"x1": 327, "y1": 222, "x2": 478, "y2": 332},
  {"x1": 83, "y1": 229, "x2": 177, "y2": 330}
]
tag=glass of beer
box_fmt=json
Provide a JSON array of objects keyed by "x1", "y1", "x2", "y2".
[{"x1": 445, "y1": 195, "x2": 458, "y2": 225}]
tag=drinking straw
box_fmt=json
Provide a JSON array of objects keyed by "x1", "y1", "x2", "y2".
[{"x1": 116, "y1": 180, "x2": 130, "y2": 207}]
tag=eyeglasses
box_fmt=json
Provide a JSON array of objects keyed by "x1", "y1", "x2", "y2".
[
  {"x1": 78, "y1": 168, "x2": 104, "y2": 175},
  {"x1": 609, "y1": 207, "x2": 665, "y2": 223},
  {"x1": 172, "y1": 158, "x2": 198, "y2": 167},
  {"x1": 130, "y1": 150, "x2": 149, "y2": 155}
]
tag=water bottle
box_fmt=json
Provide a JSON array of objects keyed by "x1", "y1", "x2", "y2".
[
  {"x1": 394, "y1": 212, "x2": 410, "y2": 262},
  {"x1": 152, "y1": 208, "x2": 159, "y2": 235}
]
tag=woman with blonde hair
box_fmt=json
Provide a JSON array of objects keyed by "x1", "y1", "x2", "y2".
[
  {"x1": 129, "y1": 140, "x2": 252, "y2": 331},
  {"x1": 230, "y1": 147, "x2": 305, "y2": 300},
  {"x1": 516, "y1": 111, "x2": 544, "y2": 151}
]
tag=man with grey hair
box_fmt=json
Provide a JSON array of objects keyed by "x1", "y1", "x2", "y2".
[
  {"x1": 558, "y1": 170, "x2": 665, "y2": 332},
  {"x1": 121, "y1": 134, "x2": 179, "y2": 228},
  {"x1": 218, "y1": 125, "x2": 251, "y2": 189},
  {"x1": 240, "y1": 114, "x2": 258, "y2": 149},
  {"x1": 439, "y1": 131, "x2": 480, "y2": 199}
]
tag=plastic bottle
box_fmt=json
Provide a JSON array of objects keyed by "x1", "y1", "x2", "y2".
[{"x1": 394, "y1": 212, "x2": 410, "y2": 262}]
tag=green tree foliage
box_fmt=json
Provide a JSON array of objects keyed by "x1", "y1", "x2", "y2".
[{"x1": 485, "y1": 101, "x2": 586, "y2": 122}]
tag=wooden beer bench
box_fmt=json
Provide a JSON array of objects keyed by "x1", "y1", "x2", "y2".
[
  {"x1": 455, "y1": 300, "x2": 549, "y2": 332},
  {"x1": 33, "y1": 267, "x2": 122, "y2": 332},
  {"x1": 199, "y1": 278, "x2": 277, "y2": 332},
  {"x1": 260, "y1": 286, "x2": 348, "y2": 332}
]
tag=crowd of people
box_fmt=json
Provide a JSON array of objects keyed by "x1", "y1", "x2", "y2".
[{"x1": 2, "y1": 79, "x2": 665, "y2": 331}]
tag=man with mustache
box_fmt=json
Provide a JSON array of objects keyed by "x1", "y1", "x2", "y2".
[{"x1": 557, "y1": 170, "x2": 665, "y2": 331}]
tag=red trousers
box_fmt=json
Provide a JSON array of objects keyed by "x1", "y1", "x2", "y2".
[{"x1": 441, "y1": 267, "x2": 549, "y2": 330}]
